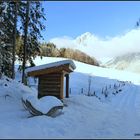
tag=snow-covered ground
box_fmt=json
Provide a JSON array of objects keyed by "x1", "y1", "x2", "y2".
[
  {"x1": 0, "y1": 56, "x2": 140, "y2": 138},
  {"x1": 23, "y1": 56, "x2": 140, "y2": 85}
]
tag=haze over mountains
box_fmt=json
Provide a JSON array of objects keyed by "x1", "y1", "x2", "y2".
[
  {"x1": 49, "y1": 28, "x2": 140, "y2": 73},
  {"x1": 49, "y1": 28, "x2": 140, "y2": 61}
]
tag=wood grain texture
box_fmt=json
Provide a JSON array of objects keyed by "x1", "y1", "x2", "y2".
[{"x1": 38, "y1": 73, "x2": 62, "y2": 99}]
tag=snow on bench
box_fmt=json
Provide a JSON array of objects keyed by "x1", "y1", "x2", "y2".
[{"x1": 22, "y1": 94, "x2": 63, "y2": 117}]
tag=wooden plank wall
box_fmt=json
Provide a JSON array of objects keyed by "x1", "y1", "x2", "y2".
[{"x1": 38, "y1": 73, "x2": 62, "y2": 99}]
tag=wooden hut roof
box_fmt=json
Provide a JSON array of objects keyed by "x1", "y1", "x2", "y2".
[{"x1": 25, "y1": 60, "x2": 76, "y2": 77}]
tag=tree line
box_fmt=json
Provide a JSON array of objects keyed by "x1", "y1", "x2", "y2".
[
  {"x1": 0, "y1": 1, "x2": 46, "y2": 84},
  {"x1": 40, "y1": 42, "x2": 99, "y2": 66}
]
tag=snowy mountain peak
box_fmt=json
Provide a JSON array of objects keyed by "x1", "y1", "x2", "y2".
[
  {"x1": 79, "y1": 32, "x2": 93, "y2": 38},
  {"x1": 49, "y1": 29, "x2": 140, "y2": 61},
  {"x1": 75, "y1": 32, "x2": 99, "y2": 47}
]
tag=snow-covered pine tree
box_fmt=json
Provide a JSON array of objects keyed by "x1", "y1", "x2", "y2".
[
  {"x1": 0, "y1": 2, "x2": 13, "y2": 78},
  {"x1": 0, "y1": 1, "x2": 46, "y2": 81},
  {"x1": 10, "y1": 1, "x2": 18, "y2": 79},
  {"x1": 18, "y1": 1, "x2": 46, "y2": 84},
  {"x1": 0, "y1": 47, "x2": 2, "y2": 78}
]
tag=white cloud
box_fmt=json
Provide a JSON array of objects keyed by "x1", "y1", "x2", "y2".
[
  {"x1": 49, "y1": 29, "x2": 140, "y2": 61},
  {"x1": 49, "y1": 36, "x2": 77, "y2": 49}
]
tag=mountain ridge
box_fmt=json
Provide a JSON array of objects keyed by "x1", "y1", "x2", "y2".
[{"x1": 104, "y1": 52, "x2": 140, "y2": 74}]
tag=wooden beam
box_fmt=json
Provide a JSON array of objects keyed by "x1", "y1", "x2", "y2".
[
  {"x1": 38, "y1": 77, "x2": 41, "y2": 98},
  {"x1": 27, "y1": 64, "x2": 73, "y2": 77},
  {"x1": 66, "y1": 74, "x2": 69, "y2": 98},
  {"x1": 60, "y1": 72, "x2": 64, "y2": 99}
]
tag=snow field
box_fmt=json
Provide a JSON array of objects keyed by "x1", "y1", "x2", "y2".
[{"x1": 0, "y1": 56, "x2": 138, "y2": 138}]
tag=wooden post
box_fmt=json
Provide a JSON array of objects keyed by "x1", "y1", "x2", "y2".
[
  {"x1": 60, "y1": 72, "x2": 64, "y2": 99},
  {"x1": 38, "y1": 77, "x2": 41, "y2": 99},
  {"x1": 66, "y1": 74, "x2": 69, "y2": 98}
]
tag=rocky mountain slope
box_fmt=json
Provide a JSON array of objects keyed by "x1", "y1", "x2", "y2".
[{"x1": 105, "y1": 52, "x2": 140, "y2": 74}]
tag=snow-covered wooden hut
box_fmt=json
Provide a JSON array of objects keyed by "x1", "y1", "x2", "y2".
[{"x1": 26, "y1": 60, "x2": 76, "y2": 99}]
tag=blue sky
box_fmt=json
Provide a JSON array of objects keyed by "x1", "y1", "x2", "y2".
[{"x1": 41, "y1": 1, "x2": 140, "y2": 42}]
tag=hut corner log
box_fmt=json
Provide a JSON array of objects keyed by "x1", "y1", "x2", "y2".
[{"x1": 66, "y1": 74, "x2": 69, "y2": 98}]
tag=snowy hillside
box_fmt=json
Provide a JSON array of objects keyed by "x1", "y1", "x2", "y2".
[
  {"x1": 0, "y1": 56, "x2": 139, "y2": 138},
  {"x1": 104, "y1": 52, "x2": 140, "y2": 74},
  {"x1": 22, "y1": 56, "x2": 140, "y2": 85}
]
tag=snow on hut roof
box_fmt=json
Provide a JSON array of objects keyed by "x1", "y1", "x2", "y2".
[{"x1": 25, "y1": 59, "x2": 76, "y2": 75}]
